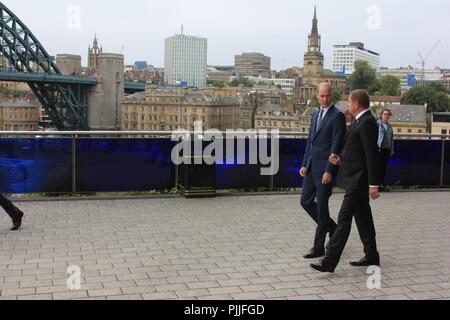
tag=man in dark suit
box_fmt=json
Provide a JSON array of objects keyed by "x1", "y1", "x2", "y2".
[
  {"x1": 310, "y1": 89, "x2": 381, "y2": 273},
  {"x1": 300, "y1": 83, "x2": 346, "y2": 259},
  {"x1": 1, "y1": 194, "x2": 24, "y2": 231}
]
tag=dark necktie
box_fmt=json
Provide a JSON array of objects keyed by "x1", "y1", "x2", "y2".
[{"x1": 316, "y1": 109, "x2": 324, "y2": 133}]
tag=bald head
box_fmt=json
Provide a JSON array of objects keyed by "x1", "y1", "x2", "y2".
[
  {"x1": 317, "y1": 82, "x2": 332, "y2": 93},
  {"x1": 317, "y1": 83, "x2": 333, "y2": 108}
]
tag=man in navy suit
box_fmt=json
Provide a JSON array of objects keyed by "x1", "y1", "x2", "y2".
[{"x1": 300, "y1": 83, "x2": 346, "y2": 259}]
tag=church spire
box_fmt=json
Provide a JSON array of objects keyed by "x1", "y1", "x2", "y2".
[
  {"x1": 311, "y1": 6, "x2": 319, "y2": 36},
  {"x1": 93, "y1": 34, "x2": 99, "y2": 51},
  {"x1": 89, "y1": 35, "x2": 102, "y2": 73}
]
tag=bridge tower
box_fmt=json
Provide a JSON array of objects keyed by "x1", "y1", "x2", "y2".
[
  {"x1": 87, "y1": 37, "x2": 124, "y2": 131},
  {"x1": 56, "y1": 54, "x2": 82, "y2": 76}
]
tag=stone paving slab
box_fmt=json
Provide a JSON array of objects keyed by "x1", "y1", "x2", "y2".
[{"x1": 0, "y1": 191, "x2": 449, "y2": 300}]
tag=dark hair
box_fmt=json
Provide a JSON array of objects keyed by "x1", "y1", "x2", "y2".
[
  {"x1": 380, "y1": 109, "x2": 392, "y2": 119},
  {"x1": 349, "y1": 89, "x2": 370, "y2": 108}
]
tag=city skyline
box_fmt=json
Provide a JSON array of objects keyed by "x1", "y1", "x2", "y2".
[{"x1": 2, "y1": 0, "x2": 449, "y2": 71}]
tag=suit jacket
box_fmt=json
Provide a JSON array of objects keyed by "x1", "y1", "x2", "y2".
[
  {"x1": 339, "y1": 111, "x2": 381, "y2": 191},
  {"x1": 302, "y1": 105, "x2": 346, "y2": 177}
]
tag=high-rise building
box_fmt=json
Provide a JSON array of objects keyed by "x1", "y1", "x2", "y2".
[
  {"x1": 332, "y1": 42, "x2": 380, "y2": 75},
  {"x1": 235, "y1": 53, "x2": 271, "y2": 78},
  {"x1": 164, "y1": 32, "x2": 208, "y2": 87}
]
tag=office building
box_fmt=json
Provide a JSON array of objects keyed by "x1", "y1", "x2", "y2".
[
  {"x1": 164, "y1": 32, "x2": 208, "y2": 87},
  {"x1": 235, "y1": 53, "x2": 271, "y2": 78},
  {"x1": 332, "y1": 42, "x2": 380, "y2": 75}
]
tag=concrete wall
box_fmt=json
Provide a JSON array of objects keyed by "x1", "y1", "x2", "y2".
[
  {"x1": 56, "y1": 54, "x2": 82, "y2": 76},
  {"x1": 88, "y1": 54, "x2": 124, "y2": 130}
]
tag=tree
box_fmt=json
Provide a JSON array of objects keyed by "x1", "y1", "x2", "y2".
[
  {"x1": 212, "y1": 81, "x2": 225, "y2": 88},
  {"x1": 428, "y1": 82, "x2": 450, "y2": 94},
  {"x1": 228, "y1": 78, "x2": 255, "y2": 88},
  {"x1": 378, "y1": 75, "x2": 401, "y2": 96},
  {"x1": 0, "y1": 84, "x2": 10, "y2": 96},
  {"x1": 402, "y1": 84, "x2": 450, "y2": 113},
  {"x1": 228, "y1": 79, "x2": 240, "y2": 87},
  {"x1": 332, "y1": 89, "x2": 341, "y2": 104},
  {"x1": 309, "y1": 97, "x2": 320, "y2": 108},
  {"x1": 349, "y1": 60, "x2": 377, "y2": 91},
  {"x1": 368, "y1": 79, "x2": 381, "y2": 95},
  {"x1": 241, "y1": 77, "x2": 255, "y2": 88}
]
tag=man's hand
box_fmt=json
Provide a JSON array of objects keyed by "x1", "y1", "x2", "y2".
[
  {"x1": 300, "y1": 167, "x2": 307, "y2": 177},
  {"x1": 329, "y1": 154, "x2": 342, "y2": 166},
  {"x1": 322, "y1": 172, "x2": 333, "y2": 185},
  {"x1": 369, "y1": 187, "x2": 380, "y2": 200}
]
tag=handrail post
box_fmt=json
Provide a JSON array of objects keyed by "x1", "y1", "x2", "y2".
[
  {"x1": 440, "y1": 137, "x2": 445, "y2": 187},
  {"x1": 72, "y1": 134, "x2": 77, "y2": 194}
]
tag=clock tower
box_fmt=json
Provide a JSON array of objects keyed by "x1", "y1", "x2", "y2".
[{"x1": 303, "y1": 7, "x2": 324, "y2": 76}]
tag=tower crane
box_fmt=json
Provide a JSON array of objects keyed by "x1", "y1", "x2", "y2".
[{"x1": 418, "y1": 40, "x2": 441, "y2": 81}]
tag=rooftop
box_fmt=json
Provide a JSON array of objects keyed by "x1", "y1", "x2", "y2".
[{"x1": 385, "y1": 104, "x2": 427, "y2": 123}]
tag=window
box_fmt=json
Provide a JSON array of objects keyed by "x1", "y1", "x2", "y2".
[
  {"x1": 443, "y1": 129, "x2": 448, "y2": 135},
  {"x1": 397, "y1": 129, "x2": 402, "y2": 133}
]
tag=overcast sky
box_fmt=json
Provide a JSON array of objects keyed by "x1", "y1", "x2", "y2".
[{"x1": 3, "y1": 0, "x2": 449, "y2": 70}]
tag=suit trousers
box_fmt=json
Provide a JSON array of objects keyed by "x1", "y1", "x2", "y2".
[
  {"x1": 325, "y1": 188, "x2": 379, "y2": 266},
  {"x1": 301, "y1": 172, "x2": 337, "y2": 250},
  {"x1": 0, "y1": 193, "x2": 19, "y2": 221}
]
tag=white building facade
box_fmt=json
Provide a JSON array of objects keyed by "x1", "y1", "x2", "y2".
[
  {"x1": 164, "y1": 34, "x2": 207, "y2": 87},
  {"x1": 332, "y1": 42, "x2": 380, "y2": 75},
  {"x1": 379, "y1": 66, "x2": 442, "y2": 90},
  {"x1": 247, "y1": 77, "x2": 296, "y2": 99}
]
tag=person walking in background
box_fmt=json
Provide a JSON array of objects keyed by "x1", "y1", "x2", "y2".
[
  {"x1": 378, "y1": 109, "x2": 395, "y2": 192},
  {"x1": 310, "y1": 89, "x2": 381, "y2": 273},
  {"x1": 299, "y1": 83, "x2": 346, "y2": 259},
  {"x1": 1, "y1": 194, "x2": 24, "y2": 231}
]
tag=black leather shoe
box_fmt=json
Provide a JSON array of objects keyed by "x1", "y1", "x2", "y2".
[
  {"x1": 310, "y1": 260, "x2": 336, "y2": 273},
  {"x1": 10, "y1": 209, "x2": 24, "y2": 231},
  {"x1": 350, "y1": 257, "x2": 380, "y2": 267},
  {"x1": 303, "y1": 248, "x2": 325, "y2": 259}
]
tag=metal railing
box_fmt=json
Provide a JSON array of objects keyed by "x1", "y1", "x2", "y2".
[
  {"x1": 0, "y1": 131, "x2": 448, "y2": 194},
  {"x1": 0, "y1": 131, "x2": 448, "y2": 138}
]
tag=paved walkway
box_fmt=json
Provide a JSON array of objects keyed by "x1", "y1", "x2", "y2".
[{"x1": 0, "y1": 191, "x2": 449, "y2": 300}]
